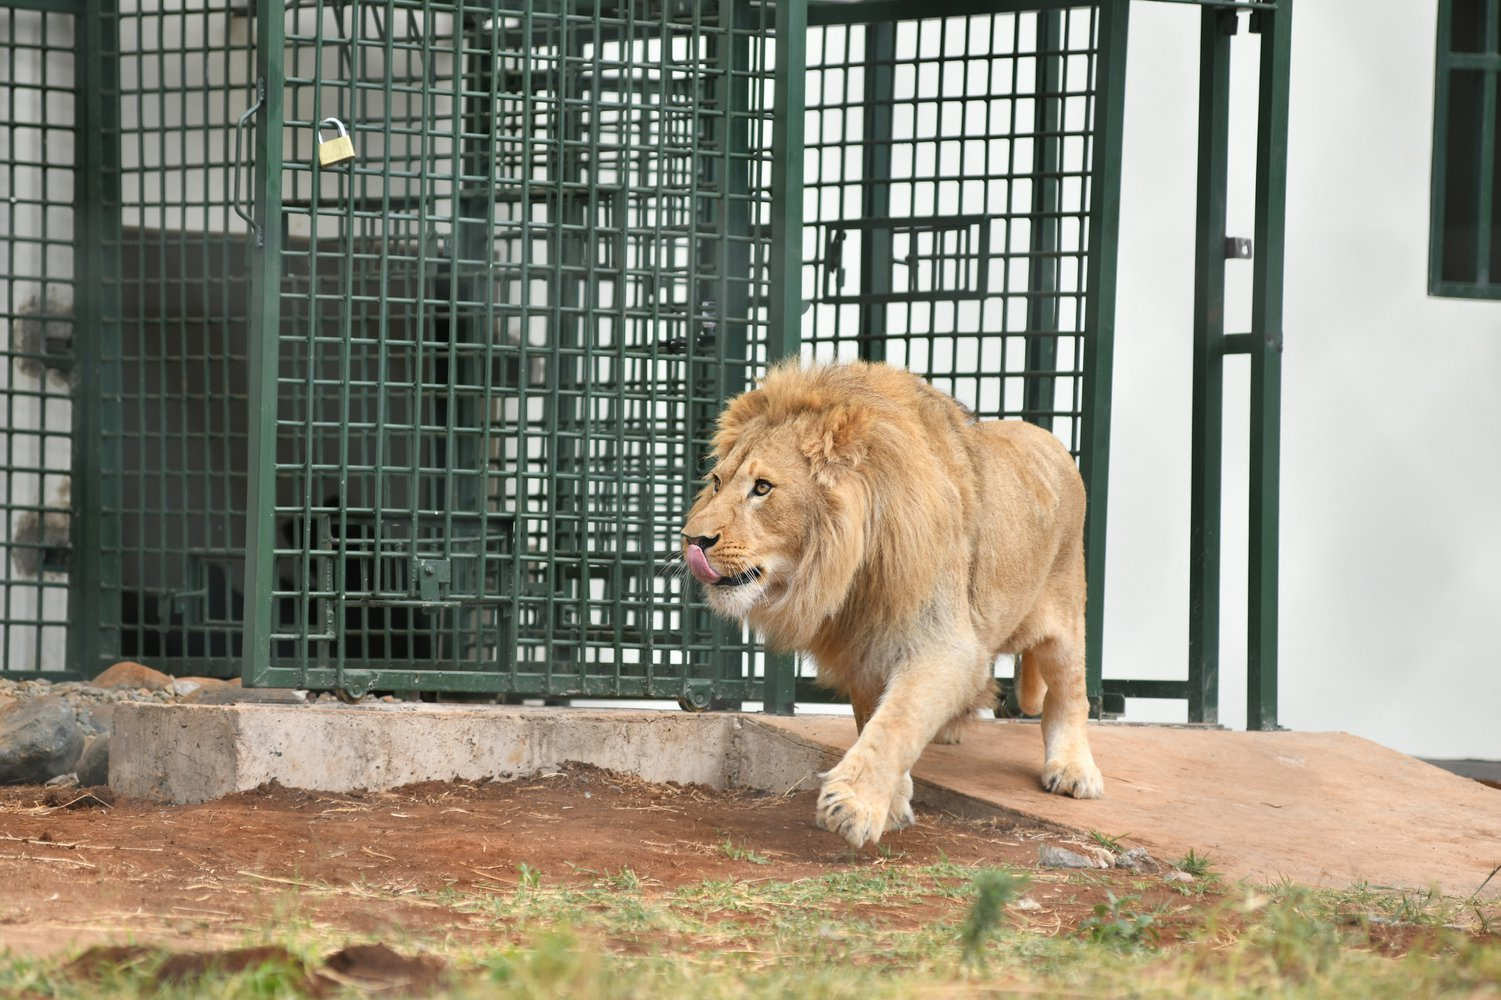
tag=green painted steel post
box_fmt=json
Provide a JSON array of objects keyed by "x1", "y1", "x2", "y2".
[
  {"x1": 1188, "y1": 7, "x2": 1234, "y2": 727},
  {"x1": 1023, "y1": 9, "x2": 1063, "y2": 432},
  {"x1": 1079, "y1": 0, "x2": 1130, "y2": 715},
  {"x1": 242, "y1": 2, "x2": 287, "y2": 687},
  {"x1": 1248, "y1": 0, "x2": 1292, "y2": 731},
  {"x1": 761, "y1": 0, "x2": 806, "y2": 717},
  {"x1": 857, "y1": 20, "x2": 895, "y2": 363},
  {"x1": 69, "y1": 1, "x2": 123, "y2": 678}
]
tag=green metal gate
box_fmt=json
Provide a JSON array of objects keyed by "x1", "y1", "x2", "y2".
[
  {"x1": 240, "y1": 0, "x2": 782, "y2": 704},
  {"x1": 0, "y1": 0, "x2": 1291, "y2": 730},
  {"x1": 790, "y1": 1, "x2": 1123, "y2": 711}
]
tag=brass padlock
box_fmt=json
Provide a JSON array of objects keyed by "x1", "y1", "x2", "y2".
[{"x1": 316, "y1": 117, "x2": 356, "y2": 168}]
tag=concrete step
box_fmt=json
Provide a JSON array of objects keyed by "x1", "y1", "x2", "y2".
[{"x1": 110, "y1": 703, "x2": 1501, "y2": 896}]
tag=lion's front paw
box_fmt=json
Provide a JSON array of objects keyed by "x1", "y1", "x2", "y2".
[
  {"x1": 816, "y1": 770, "x2": 892, "y2": 848},
  {"x1": 1041, "y1": 756, "x2": 1104, "y2": 799},
  {"x1": 884, "y1": 771, "x2": 915, "y2": 833}
]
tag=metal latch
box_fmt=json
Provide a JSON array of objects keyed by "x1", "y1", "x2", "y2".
[{"x1": 414, "y1": 557, "x2": 451, "y2": 603}]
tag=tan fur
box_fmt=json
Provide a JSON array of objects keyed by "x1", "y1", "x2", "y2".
[{"x1": 680, "y1": 360, "x2": 1102, "y2": 848}]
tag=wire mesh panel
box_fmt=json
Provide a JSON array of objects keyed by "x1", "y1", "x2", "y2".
[
  {"x1": 797, "y1": 3, "x2": 1101, "y2": 701},
  {"x1": 101, "y1": 4, "x2": 258, "y2": 676},
  {"x1": 0, "y1": 6, "x2": 77, "y2": 676},
  {"x1": 246, "y1": 0, "x2": 777, "y2": 701}
]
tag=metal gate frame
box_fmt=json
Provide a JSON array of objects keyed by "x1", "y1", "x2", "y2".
[
  {"x1": 0, "y1": 0, "x2": 1290, "y2": 730},
  {"x1": 240, "y1": 0, "x2": 788, "y2": 706}
]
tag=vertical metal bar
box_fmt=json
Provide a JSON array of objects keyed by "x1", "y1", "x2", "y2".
[
  {"x1": 761, "y1": 0, "x2": 806, "y2": 716},
  {"x1": 1477, "y1": 0, "x2": 1498, "y2": 283},
  {"x1": 1079, "y1": 0, "x2": 1129, "y2": 713},
  {"x1": 69, "y1": 1, "x2": 123, "y2": 677},
  {"x1": 1188, "y1": 7, "x2": 1233, "y2": 726},
  {"x1": 243, "y1": 2, "x2": 287, "y2": 687},
  {"x1": 1024, "y1": 9, "x2": 1063, "y2": 431},
  {"x1": 1429, "y1": 2, "x2": 1454, "y2": 294},
  {"x1": 1248, "y1": 0, "x2": 1292, "y2": 731},
  {"x1": 858, "y1": 20, "x2": 895, "y2": 363}
]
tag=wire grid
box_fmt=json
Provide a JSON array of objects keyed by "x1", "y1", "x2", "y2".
[
  {"x1": 802, "y1": 7, "x2": 1096, "y2": 449},
  {"x1": 0, "y1": 8, "x2": 76, "y2": 674},
  {"x1": 260, "y1": 0, "x2": 774, "y2": 698},
  {"x1": 92, "y1": 4, "x2": 258, "y2": 675},
  {"x1": 797, "y1": 7, "x2": 1099, "y2": 697}
]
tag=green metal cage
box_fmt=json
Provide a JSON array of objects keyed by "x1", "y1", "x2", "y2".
[{"x1": 0, "y1": 0, "x2": 1291, "y2": 729}]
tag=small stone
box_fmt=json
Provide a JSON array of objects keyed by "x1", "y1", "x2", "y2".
[
  {"x1": 1116, "y1": 847, "x2": 1161, "y2": 873},
  {"x1": 92, "y1": 662, "x2": 173, "y2": 692},
  {"x1": 1039, "y1": 844, "x2": 1112, "y2": 870},
  {"x1": 76, "y1": 735, "x2": 110, "y2": 786},
  {"x1": 1011, "y1": 897, "x2": 1043, "y2": 912},
  {"x1": 45, "y1": 772, "x2": 79, "y2": 788},
  {"x1": 173, "y1": 677, "x2": 234, "y2": 699},
  {"x1": 1164, "y1": 870, "x2": 1196, "y2": 884},
  {"x1": 0, "y1": 695, "x2": 85, "y2": 784}
]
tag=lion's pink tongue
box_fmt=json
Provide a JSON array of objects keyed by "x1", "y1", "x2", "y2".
[{"x1": 686, "y1": 545, "x2": 723, "y2": 584}]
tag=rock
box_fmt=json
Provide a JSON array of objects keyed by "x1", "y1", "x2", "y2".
[
  {"x1": 1116, "y1": 847, "x2": 1161, "y2": 873},
  {"x1": 173, "y1": 677, "x2": 234, "y2": 699},
  {"x1": 74, "y1": 700, "x2": 114, "y2": 735},
  {"x1": 187, "y1": 684, "x2": 305, "y2": 706},
  {"x1": 1038, "y1": 843, "x2": 1113, "y2": 870},
  {"x1": 92, "y1": 662, "x2": 173, "y2": 692},
  {"x1": 1164, "y1": 870, "x2": 1196, "y2": 884},
  {"x1": 45, "y1": 771, "x2": 79, "y2": 788},
  {"x1": 76, "y1": 735, "x2": 110, "y2": 786},
  {"x1": 0, "y1": 694, "x2": 85, "y2": 784}
]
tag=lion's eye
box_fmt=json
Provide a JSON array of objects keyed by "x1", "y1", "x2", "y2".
[
  {"x1": 709, "y1": 473, "x2": 721, "y2": 493},
  {"x1": 751, "y1": 479, "x2": 774, "y2": 497}
]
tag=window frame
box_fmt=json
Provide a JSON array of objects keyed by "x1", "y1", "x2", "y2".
[{"x1": 1430, "y1": 0, "x2": 1501, "y2": 300}]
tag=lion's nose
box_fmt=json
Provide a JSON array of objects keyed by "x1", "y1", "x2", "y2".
[{"x1": 686, "y1": 534, "x2": 719, "y2": 551}]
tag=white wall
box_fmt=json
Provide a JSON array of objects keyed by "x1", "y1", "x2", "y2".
[{"x1": 1106, "y1": 0, "x2": 1500, "y2": 759}]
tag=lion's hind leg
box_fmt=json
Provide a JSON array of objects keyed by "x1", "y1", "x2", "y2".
[
  {"x1": 1030, "y1": 629, "x2": 1103, "y2": 799},
  {"x1": 1016, "y1": 651, "x2": 1046, "y2": 717}
]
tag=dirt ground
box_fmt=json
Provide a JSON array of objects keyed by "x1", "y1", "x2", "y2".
[
  {"x1": 1, "y1": 762, "x2": 1480, "y2": 993},
  {"x1": 1, "y1": 765, "x2": 1203, "y2": 956}
]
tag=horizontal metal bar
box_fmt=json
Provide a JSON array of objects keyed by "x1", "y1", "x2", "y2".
[
  {"x1": 1139, "y1": 0, "x2": 1277, "y2": 9},
  {"x1": 809, "y1": 0, "x2": 1092, "y2": 25},
  {"x1": 1102, "y1": 679, "x2": 1190, "y2": 700},
  {"x1": 1430, "y1": 281, "x2": 1501, "y2": 301},
  {"x1": 1221, "y1": 332, "x2": 1286, "y2": 354},
  {"x1": 1445, "y1": 52, "x2": 1501, "y2": 71},
  {"x1": 253, "y1": 667, "x2": 764, "y2": 700},
  {"x1": 0, "y1": 0, "x2": 83, "y2": 12}
]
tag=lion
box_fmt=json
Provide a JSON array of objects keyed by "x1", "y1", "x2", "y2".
[{"x1": 680, "y1": 360, "x2": 1103, "y2": 848}]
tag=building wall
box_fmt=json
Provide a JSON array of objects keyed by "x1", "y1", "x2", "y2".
[{"x1": 1106, "y1": 0, "x2": 1500, "y2": 758}]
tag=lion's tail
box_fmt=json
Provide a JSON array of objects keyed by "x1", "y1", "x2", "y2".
[{"x1": 1017, "y1": 651, "x2": 1046, "y2": 717}]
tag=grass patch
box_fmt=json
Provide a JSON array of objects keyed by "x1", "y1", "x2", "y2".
[
  {"x1": 717, "y1": 833, "x2": 771, "y2": 866},
  {"x1": 1176, "y1": 848, "x2": 1218, "y2": 879},
  {"x1": 5, "y1": 866, "x2": 1499, "y2": 999},
  {"x1": 1088, "y1": 829, "x2": 1131, "y2": 854}
]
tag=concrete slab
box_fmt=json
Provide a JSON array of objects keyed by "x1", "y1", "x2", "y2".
[
  {"x1": 751, "y1": 715, "x2": 1501, "y2": 897},
  {"x1": 111, "y1": 703, "x2": 744, "y2": 804},
  {"x1": 110, "y1": 703, "x2": 1501, "y2": 897}
]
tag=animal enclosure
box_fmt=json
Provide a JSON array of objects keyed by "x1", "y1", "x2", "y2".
[{"x1": 0, "y1": 0, "x2": 1290, "y2": 727}]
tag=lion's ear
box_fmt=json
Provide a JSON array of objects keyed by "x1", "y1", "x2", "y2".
[
  {"x1": 803, "y1": 403, "x2": 874, "y2": 484},
  {"x1": 711, "y1": 389, "x2": 769, "y2": 458}
]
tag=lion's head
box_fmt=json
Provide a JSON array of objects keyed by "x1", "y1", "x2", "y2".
[{"x1": 679, "y1": 362, "x2": 961, "y2": 650}]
